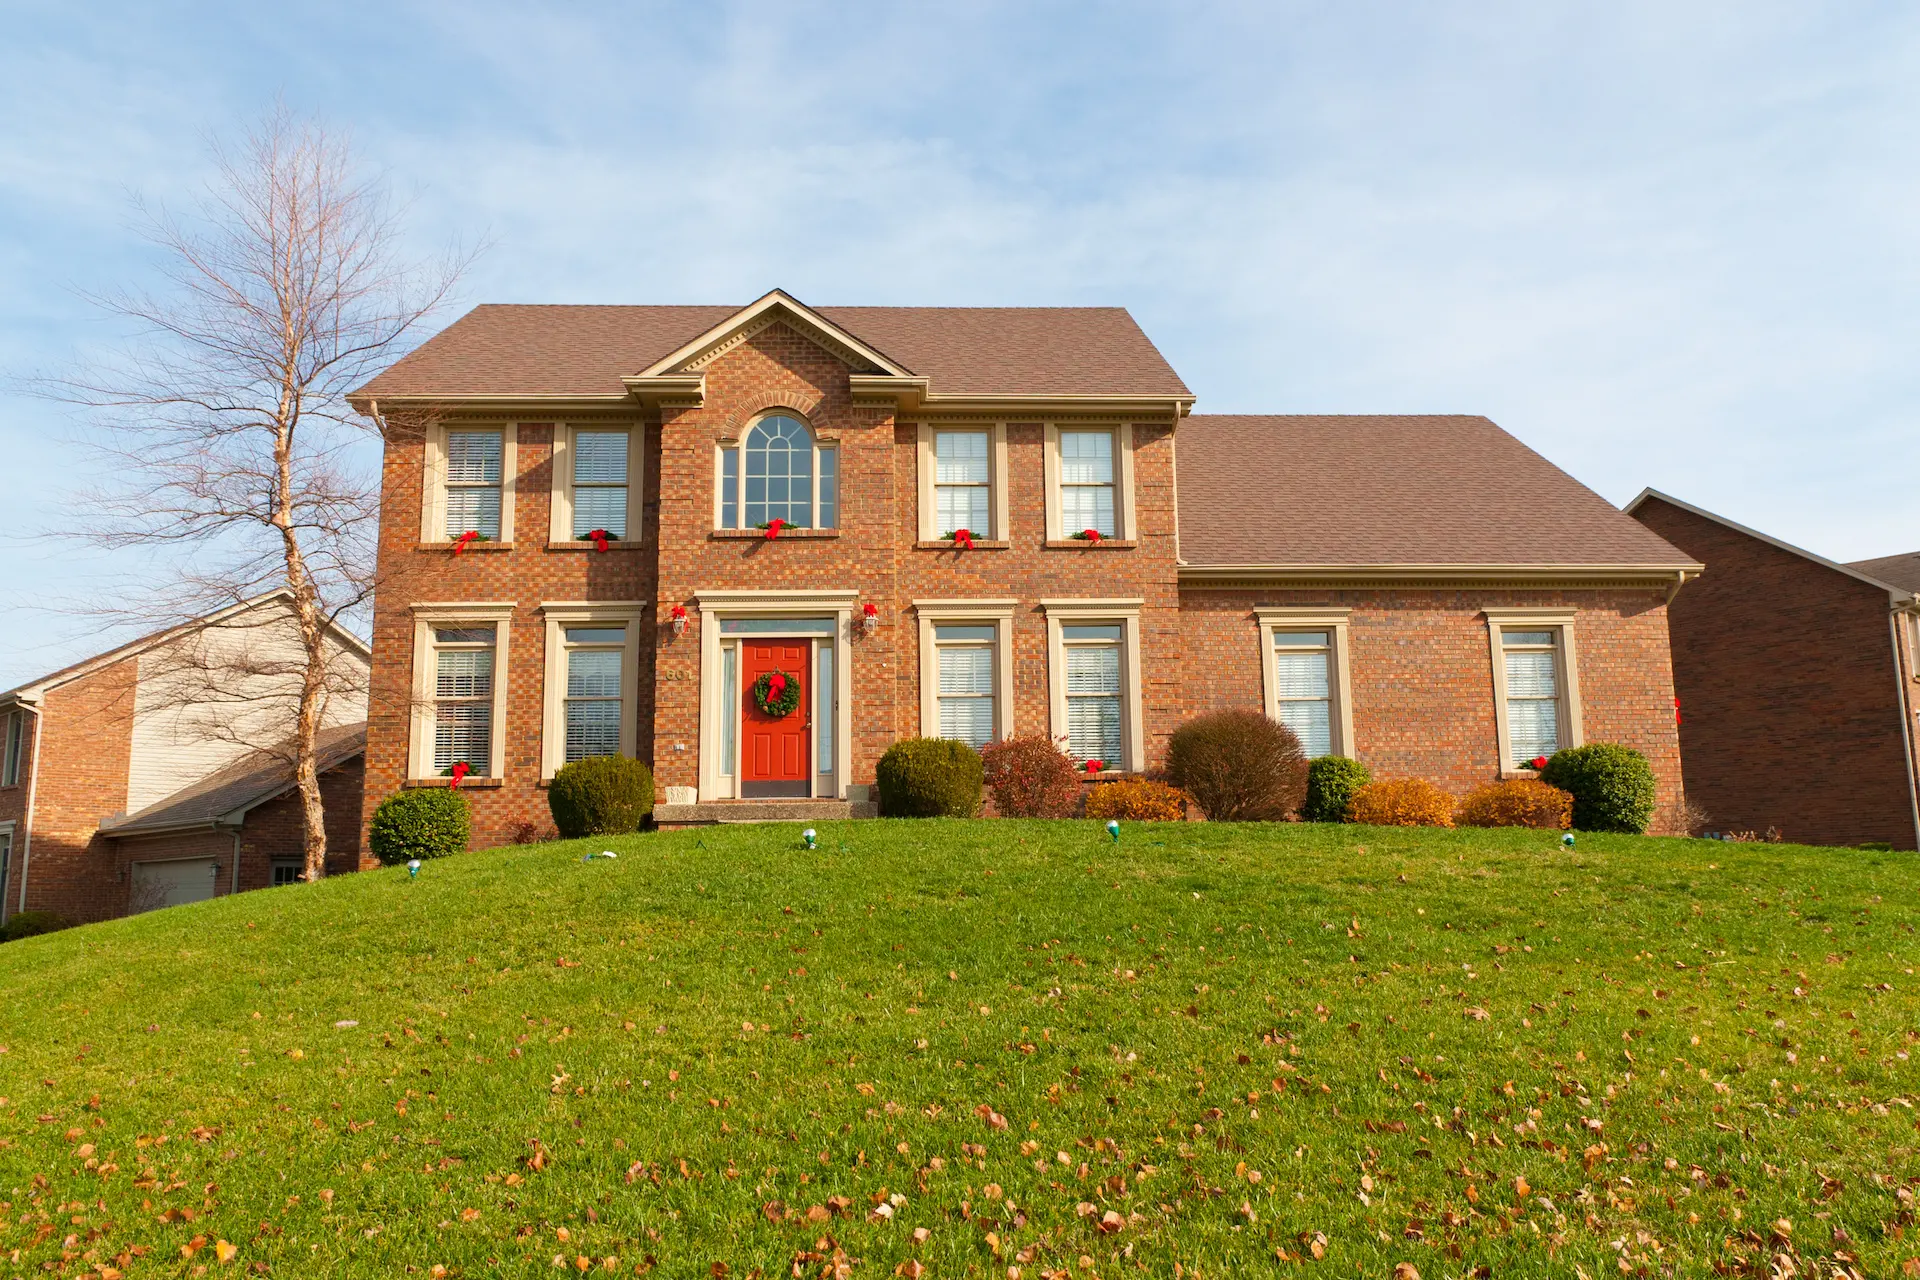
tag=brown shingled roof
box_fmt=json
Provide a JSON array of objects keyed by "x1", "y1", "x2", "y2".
[
  {"x1": 1847, "y1": 551, "x2": 1920, "y2": 594},
  {"x1": 100, "y1": 722, "x2": 366, "y2": 836},
  {"x1": 1176, "y1": 415, "x2": 1697, "y2": 569},
  {"x1": 355, "y1": 302, "x2": 1190, "y2": 400}
]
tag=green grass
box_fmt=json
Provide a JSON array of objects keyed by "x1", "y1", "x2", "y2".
[{"x1": 1, "y1": 821, "x2": 1916, "y2": 1278}]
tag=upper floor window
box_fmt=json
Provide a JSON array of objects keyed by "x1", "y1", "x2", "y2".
[
  {"x1": 1, "y1": 709, "x2": 21, "y2": 787},
  {"x1": 572, "y1": 432, "x2": 630, "y2": 538},
  {"x1": 1044, "y1": 425, "x2": 1134, "y2": 541},
  {"x1": 936, "y1": 431, "x2": 990, "y2": 534},
  {"x1": 444, "y1": 430, "x2": 504, "y2": 539},
  {"x1": 718, "y1": 414, "x2": 836, "y2": 530}
]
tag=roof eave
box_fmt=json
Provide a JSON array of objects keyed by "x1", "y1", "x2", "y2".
[{"x1": 1176, "y1": 562, "x2": 1703, "y2": 584}]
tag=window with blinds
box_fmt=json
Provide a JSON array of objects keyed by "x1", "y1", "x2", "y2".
[
  {"x1": 1, "y1": 708, "x2": 21, "y2": 787},
  {"x1": 1059, "y1": 430, "x2": 1116, "y2": 536},
  {"x1": 443, "y1": 430, "x2": 503, "y2": 540},
  {"x1": 935, "y1": 430, "x2": 991, "y2": 535},
  {"x1": 432, "y1": 626, "x2": 495, "y2": 773},
  {"x1": 571, "y1": 431, "x2": 629, "y2": 539},
  {"x1": 1063, "y1": 623, "x2": 1123, "y2": 763},
  {"x1": 935, "y1": 624, "x2": 996, "y2": 749},
  {"x1": 1273, "y1": 631, "x2": 1333, "y2": 758},
  {"x1": 563, "y1": 626, "x2": 626, "y2": 762},
  {"x1": 1501, "y1": 629, "x2": 1562, "y2": 765}
]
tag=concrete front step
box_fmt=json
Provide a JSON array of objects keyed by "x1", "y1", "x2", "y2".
[{"x1": 653, "y1": 799, "x2": 879, "y2": 828}]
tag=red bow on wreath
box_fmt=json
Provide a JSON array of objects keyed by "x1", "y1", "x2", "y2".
[
  {"x1": 768, "y1": 672, "x2": 787, "y2": 698},
  {"x1": 449, "y1": 761, "x2": 472, "y2": 788},
  {"x1": 1084, "y1": 758, "x2": 1106, "y2": 774},
  {"x1": 586, "y1": 528, "x2": 610, "y2": 552},
  {"x1": 951, "y1": 528, "x2": 975, "y2": 550},
  {"x1": 452, "y1": 530, "x2": 481, "y2": 556},
  {"x1": 764, "y1": 518, "x2": 787, "y2": 540},
  {"x1": 1079, "y1": 527, "x2": 1104, "y2": 544}
]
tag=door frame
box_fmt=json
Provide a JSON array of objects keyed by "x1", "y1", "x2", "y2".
[{"x1": 695, "y1": 589, "x2": 857, "y2": 802}]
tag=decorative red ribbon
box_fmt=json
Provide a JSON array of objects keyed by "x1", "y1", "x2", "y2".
[
  {"x1": 952, "y1": 528, "x2": 975, "y2": 550},
  {"x1": 1080, "y1": 527, "x2": 1103, "y2": 544},
  {"x1": 765, "y1": 518, "x2": 786, "y2": 540},
  {"x1": 587, "y1": 528, "x2": 610, "y2": 552},
  {"x1": 1084, "y1": 758, "x2": 1105, "y2": 774},
  {"x1": 768, "y1": 672, "x2": 787, "y2": 698},
  {"x1": 670, "y1": 605, "x2": 688, "y2": 621},
  {"x1": 1528, "y1": 756, "x2": 1549, "y2": 771},
  {"x1": 452, "y1": 530, "x2": 480, "y2": 556},
  {"x1": 450, "y1": 761, "x2": 472, "y2": 788}
]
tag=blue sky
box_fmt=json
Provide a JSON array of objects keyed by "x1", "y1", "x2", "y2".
[{"x1": 3, "y1": 1, "x2": 1917, "y2": 686}]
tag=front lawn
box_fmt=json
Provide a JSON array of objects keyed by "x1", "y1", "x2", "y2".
[{"x1": 0, "y1": 820, "x2": 1914, "y2": 1277}]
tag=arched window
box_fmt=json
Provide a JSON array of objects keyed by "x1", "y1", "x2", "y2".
[{"x1": 717, "y1": 413, "x2": 838, "y2": 529}]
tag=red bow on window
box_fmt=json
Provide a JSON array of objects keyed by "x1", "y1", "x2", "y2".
[
  {"x1": 1080, "y1": 527, "x2": 1103, "y2": 544},
  {"x1": 765, "y1": 518, "x2": 786, "y2": 540},
  {"x1": 1084, "y1": 758, "x2": 1106, "y2": 774},
  {"x1": 952, "y1": 528, "x2": 975, "y2": 550},
  {"x1": 450, "y1": 761, "x2": 472, "y2": 788},
  {"x1": 767, "y1": 673, "x2": 787, "y2": 698},
  {"x1": 452, "y1": 530, "x2": 480, "y2": 556},
  {"x1": 1529, "y1": 756, "x2": 1549, "y2": 771},
  {"x1": 586, "y1": 528, "x2": 610, "y2": 552}
]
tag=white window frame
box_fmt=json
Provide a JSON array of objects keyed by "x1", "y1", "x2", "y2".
[
  {"x1": 549, "y1": 422, "x2": 644, "y2": 547},
  {"x1": 0, "y1": 822, "x2": 13, "y2": 925},
  {"x1": 420, "y1": 423, "x2": 518, "y2": 546},
  {"x1": 538, "y1": 602, "x2": 647, "y2": 780},
  {"x1": 1040, "y1": 598, "x2": 1146, "y2": 773},
  {"x1": 713, "y1": 413, "x2": 838, "y2": 531},
  {"x1": 1484, "y1": 607, "x2": 1584, "y2": 776},
  {"x1": 1, "y1": 708, "x2": 21, "y2": 787},
  {"x1": 1254, "y1": 607, "x2": 1356, "y2": 759},
  {"x1": 1043, "y1": 423, "x2": 1137, "y2": 541},
  {"x1": 913, "y1": 600, "x2": 1018, "y2": 745},
  {"x1": 915, "y1": 423, "x2": 1010, "y2": 541},
  {"x1": 407, "y1": 602, "x2": 514, "y2": 782}
]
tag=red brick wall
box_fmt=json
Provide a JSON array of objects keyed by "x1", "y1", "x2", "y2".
[
  {"x1": 12, "y1": 661, "x2": 138, "y2": 922},
  {"x1": 1178, "y1": 586, "x2": 1685, "y2": 816},
  {"x1": 1631, "y1": 497, "x2": 1919, "y2": 848}
]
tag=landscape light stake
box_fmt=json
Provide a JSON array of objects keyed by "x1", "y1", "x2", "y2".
[
  {"x1": 802, "y1": 828, "x2": 817, "y2": 850},
  {"x1": 1106, "y1": 820, "x2": 1120, "y2": 843},
  {"x1": 406, "y1": 859, "x2": 421, "y2": 880}
]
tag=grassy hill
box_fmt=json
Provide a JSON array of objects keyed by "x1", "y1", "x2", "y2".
[{"x1": 0, "y1": 820, "x2": 1914, "y2": 1278}]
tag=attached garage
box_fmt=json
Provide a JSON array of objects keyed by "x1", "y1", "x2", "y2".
[{"x1": 129, "y1": 857, "x2": 220, "y2": 913}]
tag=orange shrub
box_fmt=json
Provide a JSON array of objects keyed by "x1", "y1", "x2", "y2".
[
  {"x1": 1454, "y1": 778, "x2": 1573, "y2": 829},
  {"x1": 1085, "y1": 779, "x2": 1190, "y2": 822},
  {"x1": 1346, "y1": 777, "x2": 1455, "y2": 827}
]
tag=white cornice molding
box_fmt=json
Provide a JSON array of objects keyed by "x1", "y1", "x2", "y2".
[{"x1": 1178, "y1": 563, "x2": 1700, "y2": 587}]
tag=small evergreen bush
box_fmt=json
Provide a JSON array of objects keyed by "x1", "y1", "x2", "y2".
[
  {"x1": 1455, "y1": 778, "x2": 1573, "y2": 829},
  {"x1": 1347, "y1": 778, "x2": 1455, "y2": 827},
  {"x1": 1303, "y1": 756, "x2": 1371, "y2": 823},
  {"x1": 548, "y1": 755, "x2": 657, "y2": 838},
  {"x1": 980, "y1": 735, "x2": 1081, "y2": 818},
  {"x1": 876, "y1": 738, "x2": 983, "y2": 817},
  {"x1": 1, "y1": 910, "x2": 72, "y2": 942},
  {"x1": 1085, "y1": 779, "x2": 1189, "y2": 822},
  {"x1": 1539, "y1": 744, "x2": 1657, "y2": 833},
  {"x1": 368, "y1": 787, "x2": 471, "y2": 865},
  {"x1": 1165, "y1": 710, "x2": 1308, "y2": 821}
]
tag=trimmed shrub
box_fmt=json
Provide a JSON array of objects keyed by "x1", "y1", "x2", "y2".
[
  {"x1": 548, "y1": 756, "x2": 657, "y2": 839},
  {"x1": 1, "y1": 910, "x2": 72, "y2": 942},
  {"x1": 980, "y1": 735, "x2": 1081, "y2": 818},
  {"x1": 1085, "y1": 779, "x2": 1189, "y2": 823},
  {"x1": 876, "y1": 738, "x2": 983, "y2": 818},
  {"x1": 1539, "y1": 744, "x2": 1657, "y2": 834},
  {"x1": 1165, "y1": 710, "x2": 1308, "y2": 821},
  {"x1": 1347, "y1": 778, "x2": 1455, "y2": 827},
  {"x1": 368, "y1": 787, "x2": 471, "y2": 865},
  {"x1": 1455, "y1": 778, "x2": 1573, "y2": 829},
  {"x1": 1303, "y1": 756, "x2": 1371, "y2": 823}
]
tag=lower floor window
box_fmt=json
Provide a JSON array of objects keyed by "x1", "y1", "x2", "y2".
[
  {"x1": 935, "y1": 625, "x2": 996, "y2": 749},
  {"x1": 271, "y1": 859, "x2": 302, "y2": 886},
  {"x1": 563, "y1": 626, "x2": 626, "y2": 762},
  {"x1": 1502, "y1": 629, "x2": 1562, "y2": 765},
  {"x1": 432, "y1": 627, "x2": 496, "y2": 774},
  {"x1": 1272, "y1": 631, "x2": 1333, "y2": 758},
  {"x1": 1063, "y1": 624, "x2": 1123, "y2": 763}
]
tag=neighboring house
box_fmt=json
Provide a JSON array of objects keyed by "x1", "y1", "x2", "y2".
[
  {"x1": 1627, "y1": 490, "x2": 1920, "y2": 849},
  {"x1": 349, "y1": 289, "x2": 1699, "y2": 846},
  {"x1": 0, "y1": 593, "x2": 372, "y2": 923}
]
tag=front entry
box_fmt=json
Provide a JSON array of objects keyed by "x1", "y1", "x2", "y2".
[{"x1": 740, "y1": 639, "x2": 812, "y2": 798}]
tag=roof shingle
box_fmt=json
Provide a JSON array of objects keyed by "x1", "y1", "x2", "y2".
[{"x1": 1847, "y1": 551, "x2": 1920, "y2": 594}]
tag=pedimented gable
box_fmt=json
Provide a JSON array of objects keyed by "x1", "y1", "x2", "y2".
[{"x1": 634, "y1": 289, "x2": 914, "y2": 380}]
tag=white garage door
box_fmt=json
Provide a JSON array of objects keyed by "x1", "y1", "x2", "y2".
[{"x1": 130, "y1": 858, "x2": 220, "y2": 912}]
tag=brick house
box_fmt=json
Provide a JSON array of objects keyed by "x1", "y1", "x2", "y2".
[
  {"x1": 0, "y1": 593, "x2": 371, "y2": 923},
  {"x1": 350, "y1": 290, "x2": 1699, "y2": 845},
  {"x1": 1627, "y1": 489, "x2": 1920, "y2": 848}
]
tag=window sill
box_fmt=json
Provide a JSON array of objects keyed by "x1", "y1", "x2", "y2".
[
  {"x1": 546, "y1": 540, "x2": 645, "y2": 551},
  {"x1": 1044, "y1": 538, "x2": 1137, "y2": 550},
  {"x1": 914, "y1": 539, "x2": 1011, "y2": 551},
  {"x1": 404, "y1": 777, "x2": 504, "y2": 789},
  {"x1": 1499, "y1": 768, "x2": 1543, "y2": 781},
  {"x1": 710, "y1": 528, "x2": 840, "y2": 540},
  {"x1": 417, "y1": 541, "x2": 514, "y2": 553}
]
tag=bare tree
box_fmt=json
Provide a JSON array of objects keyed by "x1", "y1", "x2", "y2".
[{"x1": 43, "y1": 108, "x2": 471, "y2": 881}]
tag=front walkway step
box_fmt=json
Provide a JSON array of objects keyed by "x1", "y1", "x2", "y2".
[{"x1": 652, "y1": 799, "x2": 879, "y2": 828}]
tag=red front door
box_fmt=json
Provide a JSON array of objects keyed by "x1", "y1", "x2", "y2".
[{"x1": 741, "y1": 639, "x2": 811, "y2": 797}]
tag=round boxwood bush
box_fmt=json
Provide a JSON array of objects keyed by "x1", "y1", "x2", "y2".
[
  {"x1": 876, "y1": 737, "x2": 983, "y2": 817},
  {"x1": 1165, "y1": 709, "x2": 1308, "y2": 821},
  {"x1": 368, "y1": 787, "x2": 471, "y2": 865},
  {"x1": 1303, "y1": 755, "x2": 1371, "y2": 823},
  {"x1": 548, "y1": 755, "x2": 657, "y2": 838},
  {"x1": 1, "y1": 910, "x2": 73, "y2": 943},
  {"x1": 1539, "y1": 743, "x2": 1657, "y2": 833}
]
